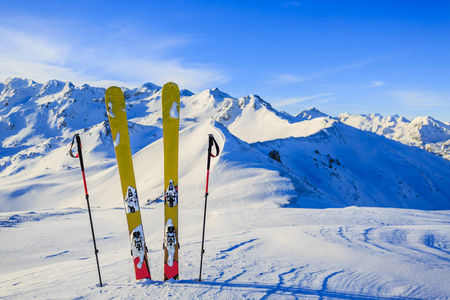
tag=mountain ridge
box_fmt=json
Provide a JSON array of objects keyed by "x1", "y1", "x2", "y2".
[
  {"x1": 1, "y1": 77, "x2": 450, "y2": 212},
  {"x1": 339, "y1": 112, "x2": 450, "y2": 160}
]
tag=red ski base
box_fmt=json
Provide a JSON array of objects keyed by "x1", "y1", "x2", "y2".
[
  {"x1": 134, "y1": 257, "x2": 151, "y2": 280},
  {"x1": 164, "y1": 261, "x2": 179, "y2": 280}
]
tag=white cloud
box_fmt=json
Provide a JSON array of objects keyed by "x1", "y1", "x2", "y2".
[
  {"x1": 274, "y1": 93, "x2": 335, "y2": 107},
  {"x1": 388, "y1": 91, "x2": 448, "y2": 108},
  {"x1": 361, "y1": 81, "x2": 386, "y2": 88},
  {"x1": 0, "y1": 21, "x2": 229, "y2": 90},
  {"x1": 283, "y1": 2, "x2": 301, "y2": 8},
  {"x1": 0, "y1": 57, "x2": 78, "y2": 82},
  {"x1": 0, "y1": 27, "x2": 70, "y2": 65},
  {"x1": 269, "y1": 59, "x2": 377, "y2": 86},
  {"x1": 316, "y1": 97, "x2": 338, "y2": 104},
  {"x1": 95, "y1": 58, "x2": 229, "y2": 90},
  {"x1": 309, "y1": 59, "x2": 376, "y2": 79},
  {"x1": 269, "y1": 74, "x2": 305, "y2": 85}
]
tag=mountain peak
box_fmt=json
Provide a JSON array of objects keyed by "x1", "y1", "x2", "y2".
[
  {"x1": 141, "y1": 82, "x2": 162, "y2": 91},
  {"x1": 180, "y1": 89, "x2": 194, "y2": 97},
  {"x1": 236, "y1": 95, "x2": 277, "y2": 113},
  {"x1": 34, "y1": 80, "x2": 74, "y2": 100},
  {"x1": 3, "y1": 77, "x2": 38, "y2": 89},
  {"x1": 199, "y1": 87, "x2": 232, "y2": 99},
  {"x1": 339, "y1": 112, "x2": 450, "y2": 159},
  {"x1": 0, "y1": 77, "x2": 42, "y2": 107},
  {"x1": 296, "y1": 107, "x2": 328, "y2": 120},
  {"x1": 411, "y1": 116, "x2": 438, "y2": 125}
]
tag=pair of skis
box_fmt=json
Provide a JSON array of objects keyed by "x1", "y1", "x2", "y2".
[{"x1": 105, "y1": 83, "x2": 180, "y2": 281}]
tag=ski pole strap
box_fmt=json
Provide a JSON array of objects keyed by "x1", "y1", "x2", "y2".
[
  {"x1": 69, "y1": 134, "x2": 80, "y2": 158},
  {"x1": 70, "y1": 134, "x2": 86, "y2": 173},
  {"x1": 208, "y1": 134, "x2": 220, "y2": 158}
]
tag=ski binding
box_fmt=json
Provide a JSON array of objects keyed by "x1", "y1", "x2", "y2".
[
  {"x1": 125, "y1": 186, "x2": 140, "y2": 213},
  {"x1": 164, "y1": 219, "x2": 178, "y2": 267},
  {"x1": 130, "y1": 225, "x2": 145, "y2": 269},
  {"x1": 164, "y1": 180, "x2": 178, "y2": 207}
]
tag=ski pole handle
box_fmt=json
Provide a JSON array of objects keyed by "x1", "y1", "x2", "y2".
[
  {"x1": 69, "y1": 134, "x2": 79, "y2": 158},
  {"x1": 70, "y1": 134, "x2": 88, "y2": 196},
  {"x1": 205, "y1": 134, "x2": 220, "y2": 196},
  {"x1": 206, "y1": 134, "x2": 220, "y2": 171},
  {"x1": 70, "y1": 134, "x2": 85, "y2": 171}
]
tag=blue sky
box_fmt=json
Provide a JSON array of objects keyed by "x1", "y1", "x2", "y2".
[{"x1": 1, "y1": 0, "x2": 449, "y2": 121}]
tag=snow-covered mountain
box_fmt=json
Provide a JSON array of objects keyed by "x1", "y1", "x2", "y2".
[
  {"x1": 1, "y1": 77, "x2": 450, "y2": 211},
  {"x1": 2, "y1": 77, "x2": 450, "y2": 299},
  {"x1": 339, "y1": 113, "x2": 450, "y2": 160},
  {"x1": 295, "y1": 107, "x2": 329, "y2": 120}
]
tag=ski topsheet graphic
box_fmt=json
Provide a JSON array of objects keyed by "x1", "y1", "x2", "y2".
[
  {"x1": 105, "y1": 86, "x2": 151, "y2": 281},
  {"x1": 162, "y1": 82, "x2": 180, "y2": 280}
]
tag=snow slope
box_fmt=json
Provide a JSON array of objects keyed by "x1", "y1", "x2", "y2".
[
  {"x1": 340, "y1": 113, "x2": 450, "y2": 161},
  {"x1": 1, "y1": 206, "x2": 449, "y2": 299},
  {"x1": 256, "y1": 120, "x2": 450, "y2": 209},
  {"x1": 2, "y1": 115, "x2": 450, "y2": 212},
  {"x1": 1, "y1": 78, "x2": 450, "y2": 212},
  {"x1": 1, "y1": 78, "x2": 450, "y2": 299}
]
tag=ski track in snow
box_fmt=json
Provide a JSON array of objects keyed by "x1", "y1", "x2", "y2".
[
  {"x1": 0, "y1": 208, "x2": 84, "y2": 228},
  {"x1": 2, "y1": 207, "x2": 448, "y2": 299}
]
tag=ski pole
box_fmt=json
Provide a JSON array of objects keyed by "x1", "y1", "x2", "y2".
[
  {"x1": 199, "y1": 134, "x2": 220, "y2": 282},
  {"x1": 70, "y1": 134, "x2": 103, "y2": 287}
]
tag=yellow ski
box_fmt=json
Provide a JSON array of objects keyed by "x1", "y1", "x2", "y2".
[
  {"x1": 105, "y1": 86, "x2": 151, "y2": 280},
  {"x1": 162, "y1": 82, "x2": 180, "y2": 280}
]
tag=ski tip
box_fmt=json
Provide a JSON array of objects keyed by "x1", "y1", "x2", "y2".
[
  {"x1": 106, "y1": 86, "x2": 121, "y2": 92},
  {"x1": 163, "y1": 82, "x2": 180, "y2": 93},
  {"x1": 164, "y1": 82, "x2": 178, "y2": 87},
  {"x1": 105, "y1": 86, "x2": 125, "y2": 102}
]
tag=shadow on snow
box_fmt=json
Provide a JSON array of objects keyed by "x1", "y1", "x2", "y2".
[{"x1": 180, "y1": 280, "x2": 417, "y2": 300}]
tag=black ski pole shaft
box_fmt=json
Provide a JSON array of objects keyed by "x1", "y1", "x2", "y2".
[
  {"x1": 199, "y1": 134, "x2": 219, "y2": 282},
  {"x1": 70, "y1": 134, "x2": 103, "y2": 287}
]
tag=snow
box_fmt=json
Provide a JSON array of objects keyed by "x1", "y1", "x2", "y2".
[
  {"x1": 340, "y1": 112, "x2": 450, "y2": 160},
  {"x1": 296, "y1": 107, "x2": 329, "y2": 120},
  {"x1": 1, "y1": 207, "x2": 449, "y2": 299},
  {"x1": 1, "y1": 78, "x2": 450, "y2": 299}
]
